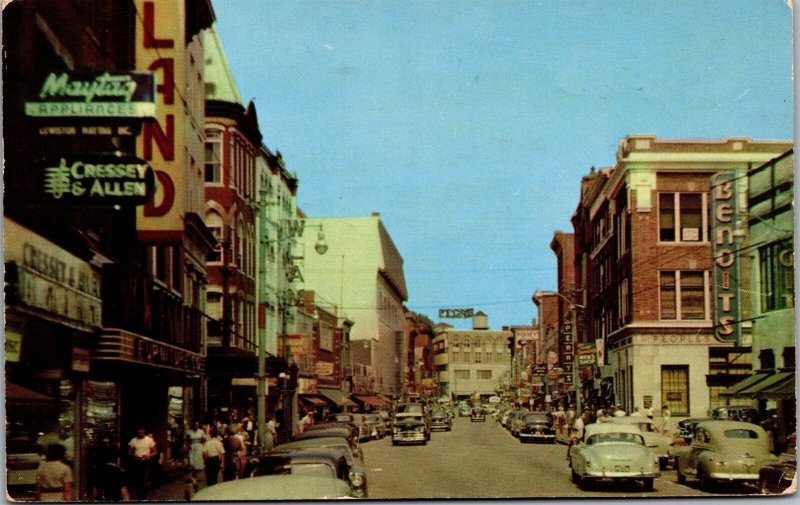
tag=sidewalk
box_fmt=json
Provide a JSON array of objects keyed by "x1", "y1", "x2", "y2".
[{"x1": 150, "y1": 467, "x2": 199, "y2": 501}]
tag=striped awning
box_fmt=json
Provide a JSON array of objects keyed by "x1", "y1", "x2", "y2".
[
  {"x1": 318, "y1": 388, "x2": 357, "y2": 407},
  {"x1": 719, "y1": 372, "x2": 772, "y2": 397},
  {"x1": 754, "y1": 372, "x2": 795, "y2": 399}
]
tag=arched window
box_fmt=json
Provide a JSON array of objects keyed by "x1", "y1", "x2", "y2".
[
  {"x1": 237, "y1": 219, "x2": 245, "y2": 269},
  {"x1": 205, "y1": 211, "x2": 223, "y2": 262}
]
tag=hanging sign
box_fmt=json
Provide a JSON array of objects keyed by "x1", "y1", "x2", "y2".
[
  {"x1": 710, "y1": 171, "x2": 742, "y2": 343},
  {"x1": 438, "y1": 308, "x2": 474, "y2": 318},
  {"x1": 41, "y1": 154, "x2": 155, "y2": 206},
  {"x1": 25, "y1": 71, "x2": 156, "y2": 118}
]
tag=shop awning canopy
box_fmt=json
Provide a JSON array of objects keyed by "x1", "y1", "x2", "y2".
[
  {"x1": 318, "y1": 388, "x2": 357, "y2": 407},
  {"x1": 352, "y1": 394, "x2": 387, "y2": 409},
  {"x1": 6, "y1": 382, "x2": 53, "y2": 402},
  {"x1": 754, "y1": 372, "x2": 795, "y2": 400},
  {"x1": 719, "y1": 372, "x2": 772, "y2": 397},
  {"x1": 298, "y1": 394, "x2": 334, "y2": 408}
]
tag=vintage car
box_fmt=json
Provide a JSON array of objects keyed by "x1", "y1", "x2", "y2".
[
  {"x1": 675, "y1": 420, "x2": 777, "y2": 491},
  {"x1": 470, "y1": 407, "x2": 487, "y2": 422},
  {"x1": 676, "y1": 417, "x2": 712, "y2": 443},
  {"x1": 394, "y1": 411, "x2": 431, "y2": 436},
  {"x1": 708, "y1": 405, "x2": 759, "y2": 422},
  {"x1": 245, "y1": 448, "x2": 362, "y2": 497},
  {"x1": 292, "y1": 425, "x2": 359, "y2": 450},
  {"x1": 458, "y1": 403, "x2": 472, "y2": 417},
  {"x1": 568, "y1": 423, "x2": 661, "y2": 491},
  {"x1": 517, "y1": 412, "x2": 555, "y2": 443},
  {"x1": 758, "y1": 433, "x2": 796, "y2": 495},
  {"x1": 430, "y1": 409, "x2": 453, "y2": 431},
  {"x1": 503, "y1": 409, "x2": 524, "y2": 430},
  {"x1": 269, "y1": 441, "x2": 368, "y2": 498},
  {"x1": 191, "y1": 474, "x2": 352, "y2": 500},
  {"x1": 392, "y1": 415, "x2": 428, "y2": 445},
  {"x1": 6, "y1": 435, "x2": 44, "y2": 499},
  {"x1": 364, "y1": 413, "x2": 388, "y2": 439},
  {"x1": 606, "y1": 417, "x2": 674, "y2": 469},
  {"x1": 324, "y1": 413, "x2": 355, "y2": 423},
  {"x1": 350, "y1": 414, "x2": 377, "y2": 441}
]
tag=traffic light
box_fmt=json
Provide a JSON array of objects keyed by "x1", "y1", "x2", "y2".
[{"x1": 507, "y1": 336, "x2": 515, "y2": 357}]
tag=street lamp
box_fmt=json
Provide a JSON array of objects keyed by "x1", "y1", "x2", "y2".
[{"x1": 533, "y1": 289, "x2": 586, "y2": 414}]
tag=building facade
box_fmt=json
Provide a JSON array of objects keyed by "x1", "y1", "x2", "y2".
[{"x1": 571, "y1": 135, "x2": 792, "y2": 418}]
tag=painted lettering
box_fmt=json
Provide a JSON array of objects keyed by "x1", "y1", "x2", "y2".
[
  {"x1": 143, "y1": 114, "x2": 174, "y2": 161},
  {"x1": 715, "y1": 203, "x2": 733, "y2": 223},
  {"x1": 715, "y1": 248, "x2": 735, "y2": 268},
  {"x1": 143, "y1": 1, "x2": 174, "y2": 49}
]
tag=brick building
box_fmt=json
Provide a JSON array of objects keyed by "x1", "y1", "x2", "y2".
[{"x1": 571, "y1": 135, "x2": 792, "y2": 418}]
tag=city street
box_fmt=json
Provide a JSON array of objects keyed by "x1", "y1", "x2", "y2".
[{"x1": 361, "y1": 417, "x2": 752, "y2": 499}]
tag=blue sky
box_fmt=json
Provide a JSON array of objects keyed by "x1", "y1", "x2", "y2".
[{"x1": 213, "y1": 0, "x2": 795, "y2": 329}]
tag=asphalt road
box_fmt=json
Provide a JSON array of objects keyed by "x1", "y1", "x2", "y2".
[{"x1": 360, "y1": 416, "x2": 755, "y2": 499}]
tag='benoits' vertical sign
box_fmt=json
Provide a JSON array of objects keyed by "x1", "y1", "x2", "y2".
[
  {"x1": 710, "y1": 170, "x2": 743, "y2": 344},
  {"x1": 135, "y1": 0, "x2": 185, "y2": 241}
]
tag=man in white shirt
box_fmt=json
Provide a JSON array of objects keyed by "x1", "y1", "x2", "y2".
[
  {"x1": 202, "y1": 426, "x2": 225, "y2": 486},
  {"x1": 128, "y1": 428, "x2": 156, "y2": 500}
]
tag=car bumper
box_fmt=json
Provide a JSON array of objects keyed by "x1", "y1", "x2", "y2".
[
  {"x1": 707, "y1": 471, "x2": 760, "y2": 482},
  {"x1": 582, "y1": 470, "x2": 661, "y2": 480},
  {"x1": 393, "y1": 433, "x2": 426, "y2": 442},
  {"x1": 431, "y1": 423, "x2": 450, "y2": 430},
  {"x1": 519, "y1": 432, "x2": 555, "y2": 440}
]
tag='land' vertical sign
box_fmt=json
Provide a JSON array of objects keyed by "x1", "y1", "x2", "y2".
[{"x1": 710, "y1": 170, "x2": 743, "y2": 344}]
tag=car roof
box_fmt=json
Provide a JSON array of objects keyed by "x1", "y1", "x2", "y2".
[
  {"x1": 273, "y1": 436, "x2": 351, "y2": 451},
  {"x1": 695, "y1": 419, "x2": 767, "y2": 435},
  {"x1": 585, "y1": 423, "x2": 642, "y2": 437},
  {"x1": 292, "y1": 427, "x2": 353, "y2": 441},
  {"x1": 606, "y1": 417, "x2": 655, "y2": 425},
  {"x1": 191, "y1": 475, "x2": 351, "y2": 500}
]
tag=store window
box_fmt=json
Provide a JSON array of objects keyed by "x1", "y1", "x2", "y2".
[
  {"x1": 759, "y1": 238, "x2": 794, "y2": 312},
  {"x1": 661, "y1": 365, "x2": 689, "y2": 416}
]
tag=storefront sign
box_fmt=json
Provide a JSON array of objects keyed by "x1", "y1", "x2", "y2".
[
  {"x1": 711, "y1": 171, "x2": 743, "y2": 343},
  {"x1": 438, "y1": 308, "x2": 474, "y2": 318},
  {"x1": 576, "y1": 343, "x2": 597, "y2": 367},
  {"x1": 94, "y1": 329, "x2": 205, "y2": 374},
  {"x1": 42, "y1": 155, "x2": 154, "y2": 205},
  {"x1": 316, "y1": 361, "x2": 334, "y2": 377},
  {"x1": 5, "y1": 218, "x2": 102, "y2": 329},
  {"x1": 5, "y1": 328, "x2": 22, "y2": 362},
  {"x1": 25, "y1": 71, "x2": 155, "y2": 117},
  {"x1": 287, "y1": 334, "x2": 312, "y2": 355}
]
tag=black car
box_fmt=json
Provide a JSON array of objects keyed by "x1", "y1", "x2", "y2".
[
  {"x1": 293, "y1": 425, "x2": 359, "y2": 450},
  {"x1": 391, "y1": 417, "x2": 428, "y2": 445},
  {"x1": 517, "y1": 412, "x2": 555, "y2": 443},
  {"x1": 430, "y1": 409, "x2": 452, "y2": 431},
  {"x1": 470, "y1": 408, "x2": 486, "y2": 422}
]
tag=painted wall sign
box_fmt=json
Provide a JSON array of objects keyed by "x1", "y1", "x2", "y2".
[
  {"x1": 41, "y1": 154, "x2": 154, "y2": 205},
  {"x1": 4, "y1": 218, "x2": 102, "y2": 329},
  {"x1": 710, "y1": 171, "x2": 742, "y2": 343},
  {"x1": 25, "y1": 71, "x2": 155, "y2": 118},
  {"x1": 438, "y1": 308, "x2": 474, "y2": 318}
]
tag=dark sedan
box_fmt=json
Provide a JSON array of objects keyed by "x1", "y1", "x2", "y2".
[
  {"x1": 430, "y1": 410, "x2": 452, "y2": 431},
  {"x1": 517, "y1": 412, "x2": 555, "y2": 443},
  {"x1": 471, "y1": 408, "x2": 486, "y2": 422}
]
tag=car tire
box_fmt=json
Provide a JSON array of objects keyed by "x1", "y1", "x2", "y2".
[
  {"x1": 642, "y1": 478, "x2": 654, "y2": 491},
  {"x1": 571, "y1": 469, "x2": 582, "y2": 485},
  {"x1": 698, "y1": 470, "x2": 713, "y2": 492},
  {"x1": 659, "y1": 457, "x2": 668, "y2": 470}
]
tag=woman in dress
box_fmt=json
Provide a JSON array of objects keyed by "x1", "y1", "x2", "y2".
[{"x1": 186, "y1": 421, "x2": 206, "y2": 479}]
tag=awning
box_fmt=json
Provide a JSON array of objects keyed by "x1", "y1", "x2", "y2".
[
  {"x1": 318, "y1": 388, "x2": 357, "y2": 407},
  {"x1": 298, "y1": 394, "x2": 334, "y2": 408},
  {"x1": 6, "y1": 382, "x2": 54, "y2": 402},
  {"x1": 754, "y1": 372, "x2": 795, "y2": 400},
  {"x1": 352, "y1": 394, "x2": 385, "y2": 408},
  {"x1": 719, "y1": 372, "x2": 772, "y2": 397}
]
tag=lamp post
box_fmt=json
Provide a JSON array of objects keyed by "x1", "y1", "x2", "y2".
[{"x1": 533, "y1": 289, "x2": 585, "y2": 414}]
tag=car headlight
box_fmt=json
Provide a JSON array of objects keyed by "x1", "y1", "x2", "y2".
[{"x1": 349, "y1": 472, "x2": 364, "y2": 487}]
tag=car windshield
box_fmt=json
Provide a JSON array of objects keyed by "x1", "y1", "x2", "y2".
[
  {"x1": 587, "y1": 432, "x2": 645, "y2": 445},
  {"x1": 524, "y1": 413, "x2": 551, "y2": 422},
  {"x1": 724, "y1": 429, "x2": 760, "y2": 439}
]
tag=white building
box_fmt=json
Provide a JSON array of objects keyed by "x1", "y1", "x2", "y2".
[{"x1": 300, "y1": 213, "x2": 408, "y2": 396}]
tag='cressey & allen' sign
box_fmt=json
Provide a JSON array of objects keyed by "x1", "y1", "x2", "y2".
[
  {"x1": 41, "y1": 154, "x2": 155, "y2": 206},
  {"x1": 25, "y1": 71, "x2": 156, "y2": 118}
]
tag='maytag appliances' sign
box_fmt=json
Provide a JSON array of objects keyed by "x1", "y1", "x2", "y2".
[
  {"x1": 41, "y1": 154, "x2": 155, "y2": 206},
  {"x1": 25, "y1": 71, "x2": 156, "y2": 118}
]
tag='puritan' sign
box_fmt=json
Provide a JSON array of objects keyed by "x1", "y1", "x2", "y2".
[
  {"x1": 25, "y1": 71, "x2": 156, "y2": 118},
  {"x1": 41, "y1": 154, "x2": 155, "y2": 206}
]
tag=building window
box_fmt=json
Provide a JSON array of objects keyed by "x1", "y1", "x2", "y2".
[
  {"x1": 659, "y1": 270, "x2": 707, "y2": 320},
  {"x1": 454, "y1": 370, "x2": 470, "y2": 380},
  {"x1": 204, "y1": 130, "x2": 222, "y2": 183},
  {"x1": 783, "y1": 346, "x2": 795, "y2": 369},
  {"x1": 759, "y1": 238, "x2": 794, "y2": 312},
  {"x1": 759, "y1": 349, "x2": 775, "y2": 370},
  {"x1": 659, "y1": 192, "x2": 705, "y2": 242},
  {"x1": 661, "y1": 365, "x2": 689, "y2": 416},
  {"x1": 477, "y1": 370, "x2": 492, "y2": 380}
]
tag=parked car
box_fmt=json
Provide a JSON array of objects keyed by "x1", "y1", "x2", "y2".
[
  {"x1": 191, "y1": 474, "x2": 352, "y2": 500},
  {"x1": 676, "y1": 417, "x2": 712, "y2": 443},
  {"x1": 568, "y1": 422, "x2": 661, "y2": 491},
  {"x1": 293, "y1": 425, "x2": 359, "y2": 451},
  {"x1": 758, "y1": 433, "x2": 796, "y2": 494},
  {"x1": 392, "y1": 416, "x2": 428, "y2": 445},
  {"x1": 430, "y1": 409, "x2": 453, "y2": 431},
  {"x1": 605, "y1": 417, "x2": 674, "y2": 469},
  {"x1": 269, "y1": 441, "x2": 368, "y2": 498},
  {"x1": 364, "y1": 413, "x2": 388, "y2": 439},
  {"x1": 470, "y1": 407, "x2": 487, "y2": 422},
  {"x1": 458, "y1": 404, "x2": 472, "y2": 417},
  {"x1": 708, "y1": 405, "x2": 758, "y2": 423},
  {"x1": 324, "y1": 413, "x2": 355, "y2": 423},
  {"x1": 675, "y1": 420, "x2": 777, "y2": 491},
  {"x1": 6, "y1": 435, "x2": 43, "y2": 499},
  {"x1": 517, "y1": 412, "x2": 555, "y2": 443}
]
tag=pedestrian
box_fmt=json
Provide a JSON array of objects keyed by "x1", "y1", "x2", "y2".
[
  {"x1": 565, "y1": 405, "x2": 576, "y2": 435},
  {"x1": 92, "y1": 446, "x2": 131, "y2": 501},
  {"x1": 298, "y1": 409, "x2": 314, "y2": 433},
  {"x1": 186, "y1": 421, "x2": 206, "y2": 480},
  {"x1": 202, "y1": 426, "x2": 225, "y2": 487},
  {"x1": 630, "y1": 406, "x2": 643, "y2": 418},
  {"x1": 222, "y1": 427, "x2": 243, "y2": 481},
  {"x1": 646, "y1": 406, "x2": 654, "y2": 419},
  {"x1": 36, "y1": 444, "x2": 73, "y2": 502},
  {"x1": 128, "y1": 427, "x2": 156, "y2": 500},
  {"x1": 613, "y1": 404, "x2": 627, "y2": 417},
  {"x1": 242, "y1": 414, "x2": 256, "y2": 452},
  {"x1": 554, "y1": 407, "x2": 565, "y2": 434},
  {"x1": 661, "y1": 405, "x2": 672, "y2": 435},
  {"x1": 265, "y1": 413, "x2": 277, "y2": 450}
]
